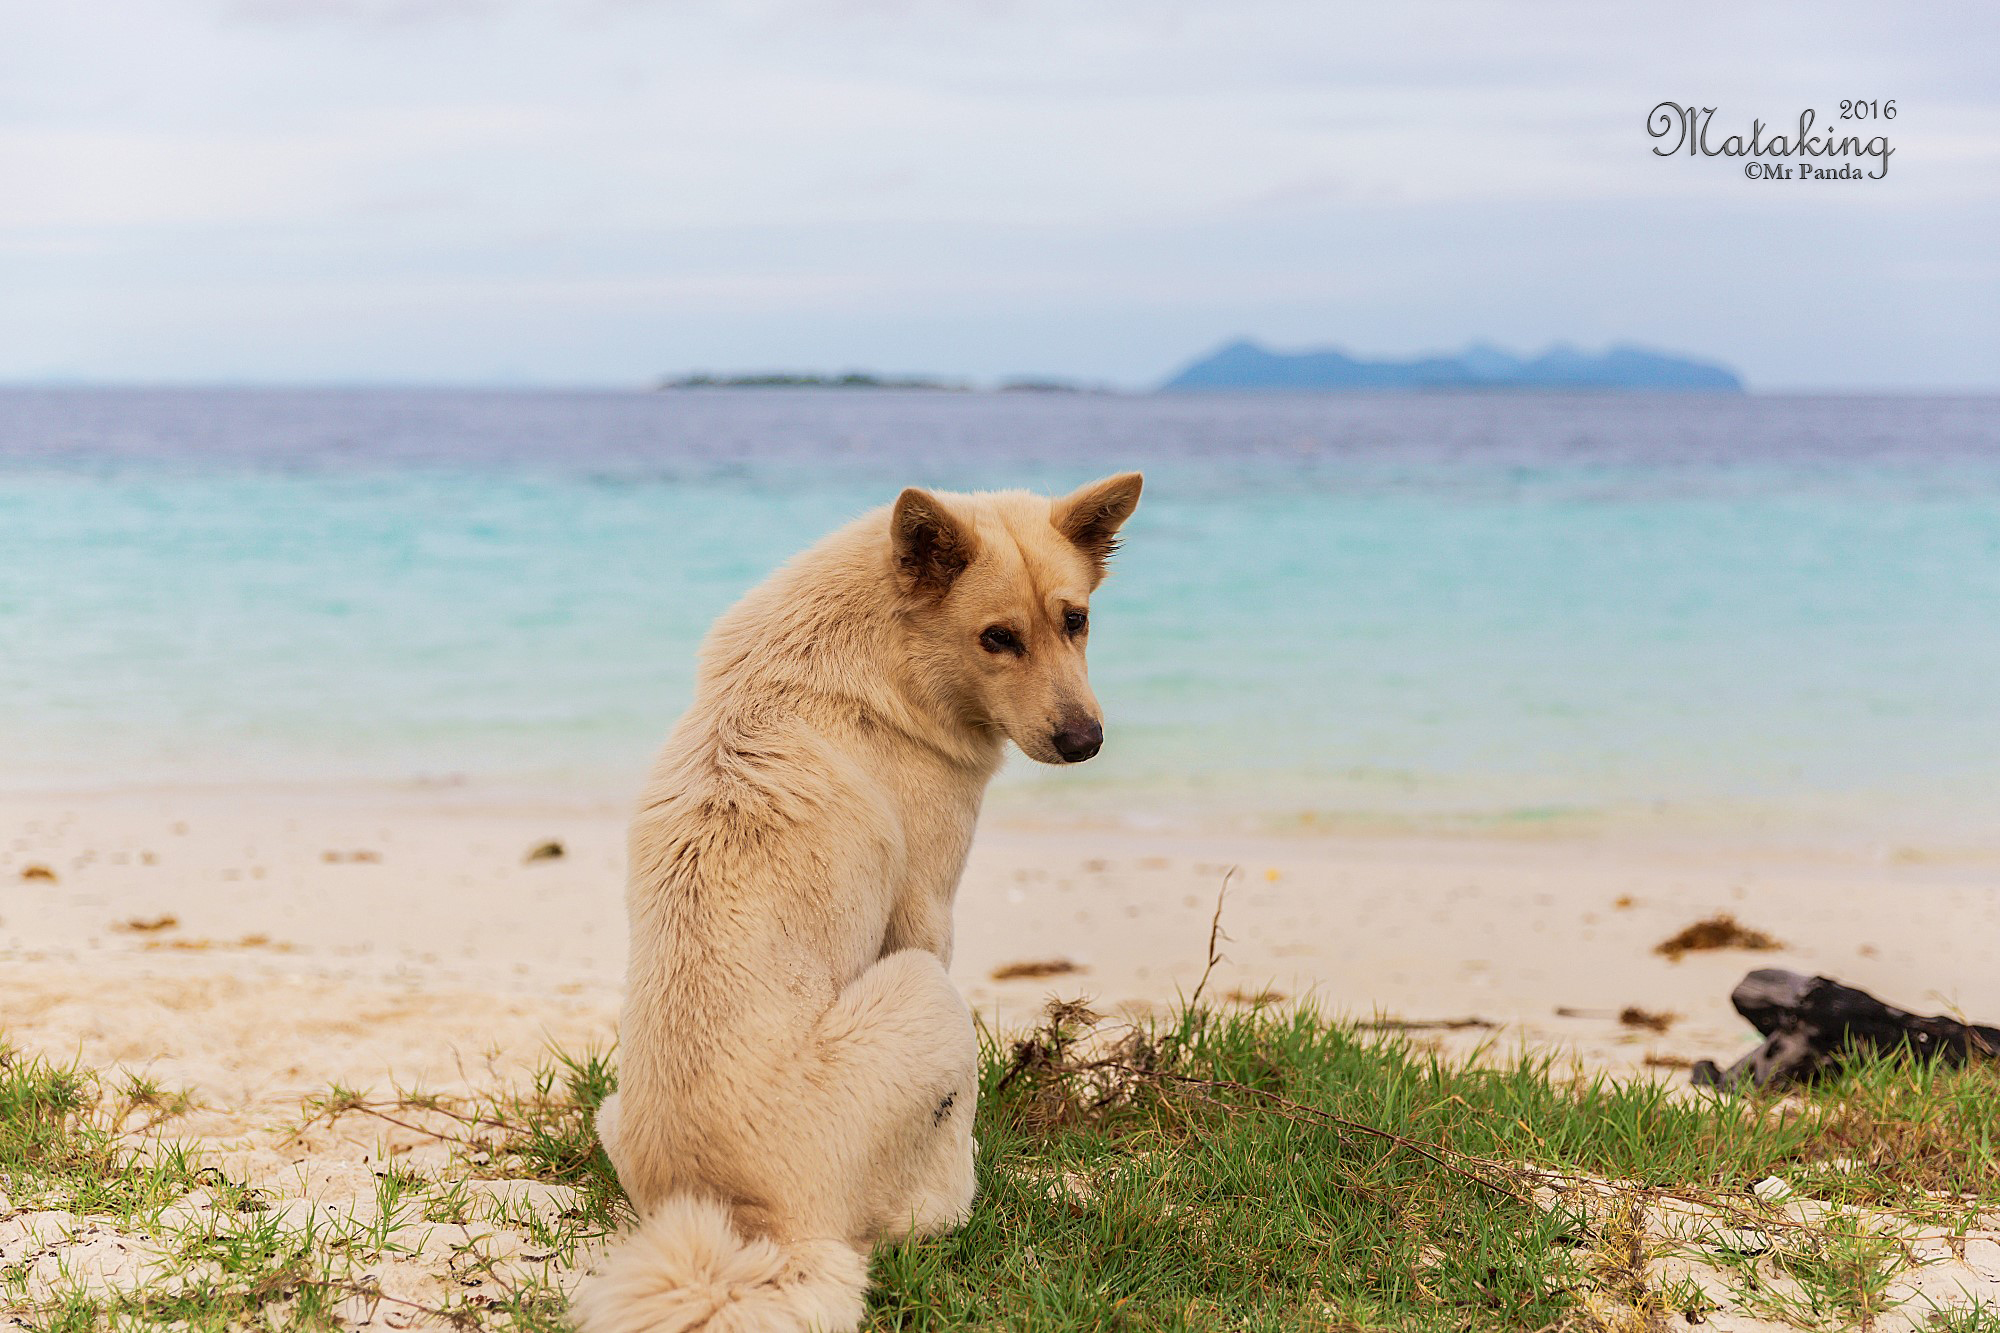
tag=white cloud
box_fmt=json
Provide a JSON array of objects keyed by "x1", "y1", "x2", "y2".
[{"x1": 0, "y1": 0, "x2": 1995, "y2": 384}]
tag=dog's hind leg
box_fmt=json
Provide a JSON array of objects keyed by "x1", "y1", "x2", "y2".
[
  {"x1": 808, "y1": 948, "x2": 980, "y2": 1243},
  {"x1": 889, "y1": 1064, "x2": 978, "y2": 1240}
]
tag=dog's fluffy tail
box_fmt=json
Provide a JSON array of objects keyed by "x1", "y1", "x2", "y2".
[{"x1": 574, "y1": 1195, "x2": 868, "y2": 1333}]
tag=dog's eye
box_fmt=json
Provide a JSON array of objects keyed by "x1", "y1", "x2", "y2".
[
  {"x1": 1063, "y1": 609, "x2": 1088, "y2": 636},
  {"x1": 979, "y1": 626, "x2": 1023, "y2": 655}
]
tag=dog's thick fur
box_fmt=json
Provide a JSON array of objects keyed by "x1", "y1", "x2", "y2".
[{"x1": 575, "y1": 474, "x2": 1143, "y2": 1333}]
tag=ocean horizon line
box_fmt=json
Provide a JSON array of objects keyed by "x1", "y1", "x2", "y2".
[{"x1": 5, "y1": 378, "x2": 2000, "y2": 397}]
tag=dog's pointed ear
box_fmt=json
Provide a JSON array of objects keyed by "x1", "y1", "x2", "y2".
[
  {"x1": 1053, "y1": 472, "x2": 1143, "y2": 578},
  {"x1": 892, "y1": 487, "x2": 977, "y2": 598}
]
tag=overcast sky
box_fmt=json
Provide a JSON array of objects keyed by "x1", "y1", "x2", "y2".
[{"x1": 3, "y1": 0, "x2": 1997, "y2": 389}]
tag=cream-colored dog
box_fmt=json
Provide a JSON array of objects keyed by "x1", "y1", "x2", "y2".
[{"x1": 575, "y1": 473, "x2": 1143, "y2": 1333}]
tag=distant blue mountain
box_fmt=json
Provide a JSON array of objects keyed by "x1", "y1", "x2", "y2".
[{"x1": 1162, "y1": 339, "x2": 1743, "y2": 392}]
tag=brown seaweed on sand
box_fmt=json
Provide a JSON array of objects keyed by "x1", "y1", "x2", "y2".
[
  {"x1": 991, "y1": 958, "x2": 1085, "y2": 981},
  {"x1": 1618, "y1": 1006, "x2": 1676, "y2": 1033},
  {"x1": 1654, "y1": 913, "x2": 1780, "y2": 961}
]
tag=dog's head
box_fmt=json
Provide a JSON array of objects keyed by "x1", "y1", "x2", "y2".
[{"x1": 891, "y1": 472, "x2": 1142, "y2": 765}]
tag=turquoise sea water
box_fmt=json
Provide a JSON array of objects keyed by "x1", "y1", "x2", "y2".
[{"x1": 2, "y1": 387, "x2": 1996, "y2": 842}]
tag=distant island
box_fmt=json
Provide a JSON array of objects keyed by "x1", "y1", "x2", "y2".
[
  {"x1": 661, "y1": 371, "x2": 968, "y2": 390},
  {"x1": 657, "y1": 371, "x2": 1103, "y2": 393},
  {"x1": 1162, "y1": 339, "x2": 1743, "y2": 392},
  {"x1": 653, "y1": 343, "x2": 1739, "y2": 395}
]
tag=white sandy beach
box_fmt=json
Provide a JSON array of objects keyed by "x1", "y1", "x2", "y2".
[
  {"x1": 5, "y1": 789, "x2": 2000, "y2": 1326},
  {"x1": 8, "y1": 790, "x2": 2000, "y2": 1107}
]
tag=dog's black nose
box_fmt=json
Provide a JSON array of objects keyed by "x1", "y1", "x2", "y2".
[{"x1": 1052, "y1": 719, "x2": 1103, "y2": 763}]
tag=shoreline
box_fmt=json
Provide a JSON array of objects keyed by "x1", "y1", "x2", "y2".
[
  {"x1": 7, "y1": 771, "x2": 1996, "y2": 858},
  {"x1": 6, "y1": 786, "x2": 1997, "y2": 1112}
]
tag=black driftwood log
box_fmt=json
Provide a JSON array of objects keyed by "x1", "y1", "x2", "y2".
[{"x1": 1690, "y1": 969, "x2": 2000, "y2": 1090}]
